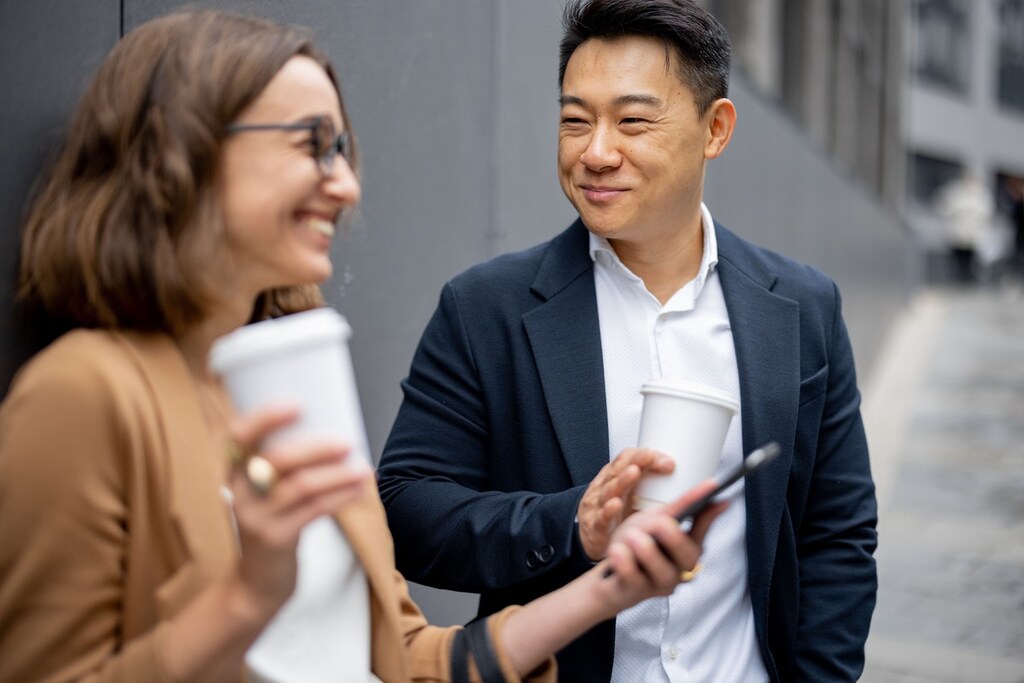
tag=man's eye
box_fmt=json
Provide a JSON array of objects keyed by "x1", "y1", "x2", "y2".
[
  {"x1": 621, "y1": 117, "x2": 647, "y2": 125},
  {"x1": 561, "y1": 117, "x2": 587, "y2": 125}
]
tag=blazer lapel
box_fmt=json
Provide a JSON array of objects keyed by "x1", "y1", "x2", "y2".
[
  {"x1": 522, "y1": 221, "x2": 610, "y2": 487},
  {"x1": 715, "y1": 225, "x2": 800, "y2": 596}
]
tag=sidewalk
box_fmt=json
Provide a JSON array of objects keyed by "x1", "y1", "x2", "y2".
[{"x1": 860, "y1": 285, "x2": 1024, "y2": 682}]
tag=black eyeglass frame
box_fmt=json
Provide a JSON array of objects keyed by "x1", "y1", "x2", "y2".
[{"x1": 225, "y1": 115, "x2": 351, "y2": 177}]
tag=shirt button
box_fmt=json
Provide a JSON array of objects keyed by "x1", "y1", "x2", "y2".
[{"x1": 667, "y1": 646, "x2": 679, "y2": 660}]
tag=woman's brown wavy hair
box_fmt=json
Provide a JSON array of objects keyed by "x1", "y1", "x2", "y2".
[{"x1": 18, "y1": 9, "x2": 358, "y2": 334}]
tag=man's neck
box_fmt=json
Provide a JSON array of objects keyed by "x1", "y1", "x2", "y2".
[{"x1": 608, "y1": 214, "x2": 705, "y2": 305}]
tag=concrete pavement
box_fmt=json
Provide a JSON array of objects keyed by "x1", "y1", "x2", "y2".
[{"x1": 860, "y1": 284, "x2": 1024, "y2": 682}]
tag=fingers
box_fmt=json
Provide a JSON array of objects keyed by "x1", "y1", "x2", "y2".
[
  {"x1": 602, "y1": 491, "x2": 725, "y2": 578},
  {"x1": 578, "y1": 449, "x2": 675, "y2": 560},
  {"x1": 578, "y1": 465, "x2": 636, "y2": 560},
  {"x1": 655, "y1": 478, "x2": 729, "y2": 547},
  {"x1": 605, "y1": 449, "x2": 674, "y2": 509},
  {"x1": 225, "y1": 407, "x2": 371, "y2": 614},
  {"x1": 611, "y1": 448, "x2": 675, "y2": 479},
  {"x1": 228, "y1": 404, "x2": 368, "y2": 506},
  {"x1": 232, "y1": 440, "x2": 369, "y2": 516},
  {"x1": 265, "y1": 445, "x2": 369, "y2": 516},
  {"x1": 229, "y1": 407, "x2": 371, "y2": 541},
  {"x1": 598, "y1": 449, "x2": 674, "y2": 499},
  {"x1": 228, "y1": 404, "x2": 301, "y2": 454},
  {"x1": 658, "y1": 478, "x2": 718, "y2": 521},
  {"x1": 595, "y1": 463, "x2": 640, "y2": 517},
  {"x1": 616, "y1": 525, "x2": 686, "y2": 588},
  {"x1": 687, "y1": 500, "x2": 728, "y2": 546}
]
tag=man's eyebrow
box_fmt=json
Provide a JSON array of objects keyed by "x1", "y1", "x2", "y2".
[
  {"x1": 616, "y1": 94, "x2": 662, "y2": 107},
  {"x1": 558, "y1": 94, "x2": 663, "y2": 107}
]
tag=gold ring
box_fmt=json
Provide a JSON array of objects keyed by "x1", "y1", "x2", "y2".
[
  {"x1": 226, "y1": 440, "x2": 246, "y2": 467},
  {"x1": 679, "y1": 563, "x2": 704, "y2": 583},
  {"x1": 246, "y1": 455, "x2": 279, "y2": 496}
]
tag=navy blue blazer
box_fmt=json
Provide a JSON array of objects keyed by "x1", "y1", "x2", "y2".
[{"x1": 378, "y1": 220, "x2": 877, "y2": 682}]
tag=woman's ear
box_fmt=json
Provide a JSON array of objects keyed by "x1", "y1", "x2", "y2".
[{"x1": 704, "y1": 98, "x2": 736, "y2": 160}]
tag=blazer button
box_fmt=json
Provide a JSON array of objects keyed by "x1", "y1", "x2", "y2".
[
  {"x1": 538, "y1": 544, "x2": 554, "y2": 563},
  {"x1": 526, "y1": 550, "x2": 540, "y2": 570}
]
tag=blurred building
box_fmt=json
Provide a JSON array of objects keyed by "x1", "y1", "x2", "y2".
[
  {"x1": 903, "y1": 0, "x2": 1024, "y2": 270},
  {"x1": 697, "y1": 0, "x2": 911, "y2": 369},
  {"x1": 706, "y1": 0, "x2": 906, "y2": 210}
]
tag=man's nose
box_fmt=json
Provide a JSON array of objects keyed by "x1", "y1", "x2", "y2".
[{"x1": 579, "y1": 125, "x2": 621, "y2": 172}]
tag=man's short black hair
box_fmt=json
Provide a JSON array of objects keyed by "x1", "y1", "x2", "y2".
[{"x1": 559, "y1": 0, "x2": 731, "y2": 115}]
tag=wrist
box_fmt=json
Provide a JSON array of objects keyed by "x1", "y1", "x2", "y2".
[
  {"x1": 579, "y1": 564, "x2": 622, "y2": 622},
  {"x1": 222, "y1": 571, "x2": 282, "y2": 630},
  {"x1": 574, "y1": 517, "x2": 602, "y2": 564}
]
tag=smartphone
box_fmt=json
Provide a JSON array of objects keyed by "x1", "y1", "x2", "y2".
[
  {"x1": 601, "y1": 442, "x2": 781, "y2": 579},
  {"x1": 674, "y1": 442, "x2": 781, "y2": 523}
]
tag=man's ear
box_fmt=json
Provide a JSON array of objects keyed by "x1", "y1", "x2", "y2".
[{"x1": 704, "y1": 98, "x2": 736, "y2": 160}]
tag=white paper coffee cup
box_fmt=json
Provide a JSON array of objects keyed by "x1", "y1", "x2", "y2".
[
  {"x1": 632, "y1": 379, "x2": 739, "y2": 510},
  {"x1": 209, "y1": 307, "x2": 371, "y2": 470},
  {"x1": 210, "y1": 307, "x2": 373, "y2": 682}
]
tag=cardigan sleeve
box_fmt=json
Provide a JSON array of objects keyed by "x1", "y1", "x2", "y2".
[
  {"x1": 392, "y1": 567, "x2": 556, "y2": 683},
  {"x1": 354, "y1": 475, "x2": 556, "y2": 682},
  {"x1": 0, "y1": 340, "x2": 180, "y2": 683}
]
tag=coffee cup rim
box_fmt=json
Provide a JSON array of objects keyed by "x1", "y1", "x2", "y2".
[
  {"x1": 209, "y1": 307, "x2": 350, "y2": 374},
  {"x1": 640, "y1": 378, "x2": 739, "y2": 413}
]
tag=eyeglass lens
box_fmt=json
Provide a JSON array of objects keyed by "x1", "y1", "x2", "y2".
[{"x1": 314, "y1": 117, "x2": 351, "y2": 176}]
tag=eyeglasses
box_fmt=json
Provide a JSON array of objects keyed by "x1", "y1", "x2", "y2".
[{"x1": 226, "y1": 115, "x2": 352, "y2": 177}]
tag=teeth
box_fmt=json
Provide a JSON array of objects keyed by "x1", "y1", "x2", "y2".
[{"x1": 304, "y1": 217, "x2": 336, "y2": 237}]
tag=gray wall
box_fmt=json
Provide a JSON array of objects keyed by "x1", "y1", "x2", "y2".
[
  {"x1": 0, "y1": 0, "x2": 909, "y2": 627},
  {"x1": 0, "y1": 1, "x2": 120, "y2": 400}
]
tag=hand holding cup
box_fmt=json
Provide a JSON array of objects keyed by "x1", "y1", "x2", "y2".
[
  {"x1": 210, "y1": 308, "x2": 376, "y2": 677},
  {"x1": 633, "y1": 379, "x2": 738, "y2": 510},
  {"x1": 576, "y1": 448, "x2": 676, "y2": 561},
  {"x1": 226, "y1": 405, "x2": 369, "y2": 617}
]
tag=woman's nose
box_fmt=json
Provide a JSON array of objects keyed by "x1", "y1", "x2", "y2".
[{"x1": 322, "y1": 157, "x2": 361, "y2": 208}]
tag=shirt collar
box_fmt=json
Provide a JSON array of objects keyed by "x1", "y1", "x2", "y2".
[{"x1": 587, "y1": 202, "x2": 719, "y2": 286}]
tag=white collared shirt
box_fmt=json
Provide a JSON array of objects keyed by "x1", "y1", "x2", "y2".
[{"x1": 592, "y1": 204, "x2": 769, "y2": 683}]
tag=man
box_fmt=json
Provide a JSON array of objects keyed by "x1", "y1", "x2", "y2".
[{"x1": 377, "y1": 1, "x2": 878, "y2": 680}]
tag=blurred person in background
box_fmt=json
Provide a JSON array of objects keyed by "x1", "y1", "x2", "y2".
[
  {"x1": 935, "y1": 169, "x2": 996, "y2": 283},
  {"x1": 1008, "y1": 178, "x2": 1024, "y2": 272}
]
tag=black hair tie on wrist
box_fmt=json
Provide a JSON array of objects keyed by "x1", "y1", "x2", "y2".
[
  {"x1": 451, "y1": 627, "x2": 470, "y2": 683},
  {"x1": 451, "y1": 617, "x2": 504, "y2": 682}
]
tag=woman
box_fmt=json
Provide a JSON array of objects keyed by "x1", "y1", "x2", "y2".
[{"x1": 0, "y1": 10, "x2": 724, "y2": 682}]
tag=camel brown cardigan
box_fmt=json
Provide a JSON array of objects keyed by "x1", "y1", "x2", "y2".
[{"x1": 0, "y1": 330, "x2": 555, "y2": 683}]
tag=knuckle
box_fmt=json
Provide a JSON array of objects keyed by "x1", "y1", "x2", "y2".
[{"x1": 288, "y1": 472, "x2": 317, "y2": 498}]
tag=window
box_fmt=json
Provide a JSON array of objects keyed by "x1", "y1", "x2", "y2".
[
  {"x1": 997, "y1": 0, "x2": 1024, "y2": 111},
  {"x1": 914, "y1": 0, "x2": 971, "y2": 94},
  {"x1": 908, "y1": 151, "x2": 963, "y2": 205}
]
